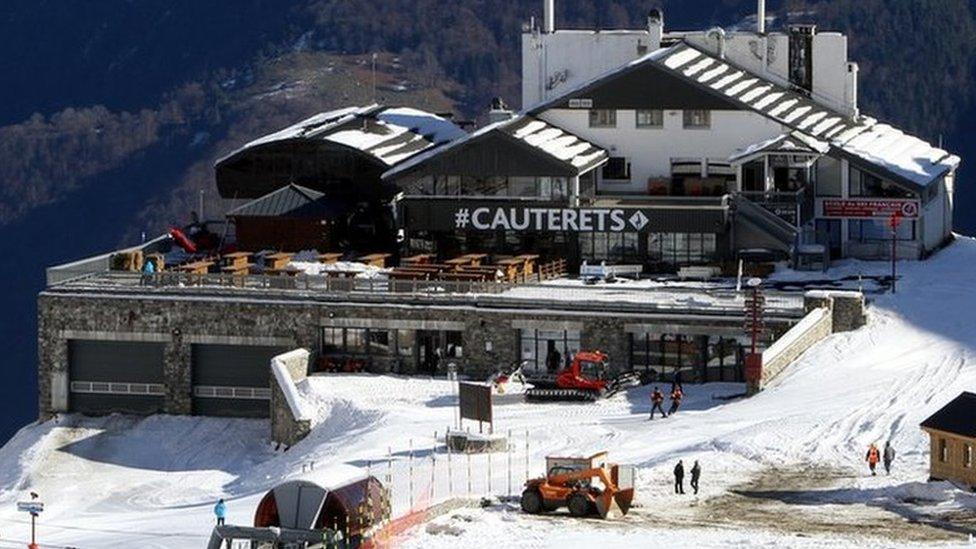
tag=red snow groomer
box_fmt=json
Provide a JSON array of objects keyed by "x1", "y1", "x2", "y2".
[{"x1": 525, "y1": 350, "x2": 641, "y2": 402}]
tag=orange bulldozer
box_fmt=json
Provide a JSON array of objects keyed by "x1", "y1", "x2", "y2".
[{"x1": 520, "y1": 452, "x2": 636, "y2": 519}]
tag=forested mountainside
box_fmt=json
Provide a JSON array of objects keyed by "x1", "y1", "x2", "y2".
[{"x1": 0, "y1": 0, "x2": 974, "y2": 443}]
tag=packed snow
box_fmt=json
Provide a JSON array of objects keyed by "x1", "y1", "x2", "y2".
[{"x1": 4, "y1": 237, "x2": 976, "y2": 547}]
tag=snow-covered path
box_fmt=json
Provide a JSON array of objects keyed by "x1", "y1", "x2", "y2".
[{"x1": 2, "y1": 237, "x2": 976, "y2": 547}]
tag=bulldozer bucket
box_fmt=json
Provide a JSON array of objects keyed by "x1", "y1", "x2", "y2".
[{"x1": 593, "y1": 487, "x2": 634, "y2": 519}]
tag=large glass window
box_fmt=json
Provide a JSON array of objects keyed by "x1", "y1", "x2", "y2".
[
  {"x1": 630, "y1": 333, "x2": 747, "y2": 383},
  {"x1": 588, "y1": 109, "x2": 617, "y2": 128},
  {"x1": 579, "y1": 232, "x2": 641, "y2": 263},
  {"x1": 848, "y1": 219, "x2": 915, "y2": 242},
  {"x1": 682, "y1": 110, "x2": 711, "y2": 129},
  {"x1": 849, "y1": 168, "x2": 914, "y2": 198},
  {"x1": 602, "y1": 157, "x2": 630, "y2": 181},
  {"x1": 650, "y1": 233, "x2": 717, "y2": 265},
  {"x1": 636, "y1": 109, "x2": 664, "y2": 128},
  {"x1": 519, "y1": 329, "x2": 581, "y2": 375},
  {"x1": 815, "y1": 157, "x2": 842, "y2": 197}
]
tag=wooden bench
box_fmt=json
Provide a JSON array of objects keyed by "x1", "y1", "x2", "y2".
[
  {"x1": 318, "y1": 252, "x2": 344, "y2": 264},
  {"x1": 439, "y1": 271, "x2": 491, "y2": 282},
  {"x1": 175, "y1": 260, "x2": 214, "y2": 275},
  {"x1": 677, "y1": 266, "x2": 722, "y2": 281},
  {"x1": 358, "y1": 253, "x2": 392, "y2": 268},
  {"x1": 514, "y1": 254, "x2": 540, "y2": 275},
  {"x1": 401, "y1": 253, "x2": 436, "y2": 265},
  {"x1": 264, "y1": 252, "x2": 294, "y2": 271},
  {"x1": 388, "y1": 269, "x2": 431, "y2": 280}
]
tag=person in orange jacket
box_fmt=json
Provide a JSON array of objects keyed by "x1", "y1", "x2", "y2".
[
  {"x1": 649, "y1": 387, "x2": 666, "y2": 420},
  {"x1": 668, "y1": 387, "x2": 684, "y2": 417},
  {"x1": 866, "y1": 443, "x2": 881, "y2": 475}
]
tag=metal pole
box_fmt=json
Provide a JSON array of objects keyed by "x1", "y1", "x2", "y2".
[
  {"x1": 447, "y1": 427, "x2": 453, "y2": 497},
  {"x1": 487, "y1": 446, "x2": 493, "y2": 495},
  {"x1": 409, "y1": 439, "x2": 414, "y2": 510},
  {"x1": 507, "y1": 429, "x2": 513, "y2": 497},
  {"x1": 891, "y1": 227, "x2": 897, "y2": 294},
  {"x1": 466, "y1": 449, "x2": 472, "y2": 497},
  {"x1": 387, "y1": 446, "x2": 393, "y2": 513},
  {"x1": 525, "y1": 429, "x2": 530, "y2": 482}
]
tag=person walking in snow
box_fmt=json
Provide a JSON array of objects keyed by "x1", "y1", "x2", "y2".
[
  {"x1": 667, "y1": 386, "x2": 684, "y2": 417},
  {"x1": 690, "y1": 460, "x2": 701, "y2": 495},
  {"x1": 214, "y1": 498, "x2": 227, "y2": 526},
  {"x1": 649, "y1": 387, "x2": 666, "y2": 420},
  {"x1": 866, "y1": 443, "x2": 881, "y2": 476},
  {"x1": 883, "y1": 441, "x2": 896, "y2": 475},
  {"x1": 673, "y1": 460, "x2": 685, "y2": 494}
]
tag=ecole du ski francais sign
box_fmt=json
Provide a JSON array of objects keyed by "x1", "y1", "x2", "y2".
[
  {"x1": 821, "y1": 199, "x2": 919, "y2": 219},
  {"x1": 452, "y1": 206, "x2": 652, "y2": 233}
]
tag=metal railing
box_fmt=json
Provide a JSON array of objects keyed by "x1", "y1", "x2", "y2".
[{"x1": 141, "y1": 271, "x2": 517, "y2": 295}]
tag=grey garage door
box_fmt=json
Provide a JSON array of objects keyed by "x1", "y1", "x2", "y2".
[
  {"x1": 68, "y1": 340, "x2": 166, "y2": 415},
  {"x1": 191, "y1": 344, "x2": 285, "y2": 418}
]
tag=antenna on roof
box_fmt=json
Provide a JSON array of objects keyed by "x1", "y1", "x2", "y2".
[{"x1": 757, "y1": 0, "x2": 766, "y2": 34}]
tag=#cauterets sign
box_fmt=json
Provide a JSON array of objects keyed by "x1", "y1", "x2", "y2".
[{"x1": 451, "y1": 206, "x2": 652, "y2": 233}]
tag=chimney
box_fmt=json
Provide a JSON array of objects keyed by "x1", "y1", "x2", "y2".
[
  {"x1": 757, "y1": 0, "x2": 766, "y2": 34},
  {"x1": 648, "y1": 8, "x2": 664, "y2": 47},
  {"x1": 544, "y1": 0, "x2": 555, "y2": 33}
]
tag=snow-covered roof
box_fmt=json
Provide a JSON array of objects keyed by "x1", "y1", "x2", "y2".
[
  {"x1": 530, "y1": 42, "x2": 959, "y2": 190},
  {"x1": 382, "y1": 114, "x2": 608, "y2": 180},
  {"x1": 654, "y1": 43, "x2": 959, "y2": 189},
  {"x1": 217, "y1": 104, "x2": 466, "y2": 167},
  {"x1": 729, "y1": 132, "x2": 829, "y2": 164}
]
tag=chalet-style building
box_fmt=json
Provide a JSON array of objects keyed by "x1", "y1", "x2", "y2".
[{"x1": 921, "y1": 392, "x2": 976, "y2": 489}]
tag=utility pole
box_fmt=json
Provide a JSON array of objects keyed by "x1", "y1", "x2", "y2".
[{"x1": 371, "y1": 53, "x2": 378, "y2": 103}]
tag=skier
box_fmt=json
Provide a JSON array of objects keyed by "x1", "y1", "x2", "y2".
[
  {"x1": 673, "y1": 460, "x2": 685, "y2": 494},
  {"x1": 668, "y1": 386, "x2": 684, "y2": 417},
  {"x1": 866, "y1": 443, "x2": 881, "y2": 476},
  {"x1": 649, "y1": 387, "x2": 666, "y2": 420},
  {"x1": 883, "y1": 441, "x2": 896, "y2": 475},
  {"x1": 214, "y1": 498, "x2": 227, "y2": 526},
  {"x1": 690, "y1": 460, "x2": 701, "y2": 495}
]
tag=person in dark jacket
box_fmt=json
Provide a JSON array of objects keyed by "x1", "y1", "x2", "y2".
[
  {"x1": 649, "y1": 387, "x2": 666, "y2": 420},
  {"x1": 673, "y1": 460, "x2": 685, "y2": 494},
  {"x1": 671, "y1": 370, "x2": 684, "y2": 393},
  {"x1": 883, "y1": 441, "x2": 896, "y2": 475},
  {"x1": 668, "y1": 387, "x2": 684, "y2": 417},
  {"x1": 690, "y1": 460, "x2": 701, "y2": 494}
]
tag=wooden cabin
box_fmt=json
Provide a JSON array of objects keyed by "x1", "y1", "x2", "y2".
[{"x1": 920, "y1": 392, "x2": 976, "y2": 488}]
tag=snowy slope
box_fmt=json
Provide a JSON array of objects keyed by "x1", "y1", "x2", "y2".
[{"x1": 2, "y1": 237, "x2": 976, "y2": 547}]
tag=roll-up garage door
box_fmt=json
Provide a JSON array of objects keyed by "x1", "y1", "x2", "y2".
[
  {"x1": 68, "y1": 340, "x2": 166, "y2": 415},
  {"x1": 191, "y1": 344, "x2": 285, "y2": 418}
]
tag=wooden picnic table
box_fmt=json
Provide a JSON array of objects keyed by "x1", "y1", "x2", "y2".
[
  {"x1": 493, "y1": 258, "x2": 523, "y2": 282},
  {"x1": 222, "y1": 252, "x2": 251, "y2": 269},
  {"x1": 176, "y1": 260, "x2": 214, "y2": 275},
  {"x1": 514, "y1": 254, "x2": 541, "y2": 275},
  {"x1": 388, "y1": 269, "x2": 431, "y2": 280},
  {"x1": 401, "y1": 254, "x2": 436, "y2": 265},
  {"x1": 445, "y1": 254, "x2": 488, "y2": 267},
  {"x1": 265, "y1": 252, "x2": 294, "y2": 270},
  {"x1": 318, "y1": 252, "x2": 343, "y2": 264},
  {"x1": 358, "y1": 253, "x2": 392, "y2": 268}
]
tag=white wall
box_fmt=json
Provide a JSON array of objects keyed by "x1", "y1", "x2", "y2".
[
  {"x1": 522, "y1": 30, "x2": 659, "y2": 109},
  {"x1": 540, "y1": 108, "x2": 783, "y2": 194},
  {"x1": 921, "y1": 174, "x2": 953, "y2": 252}
]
